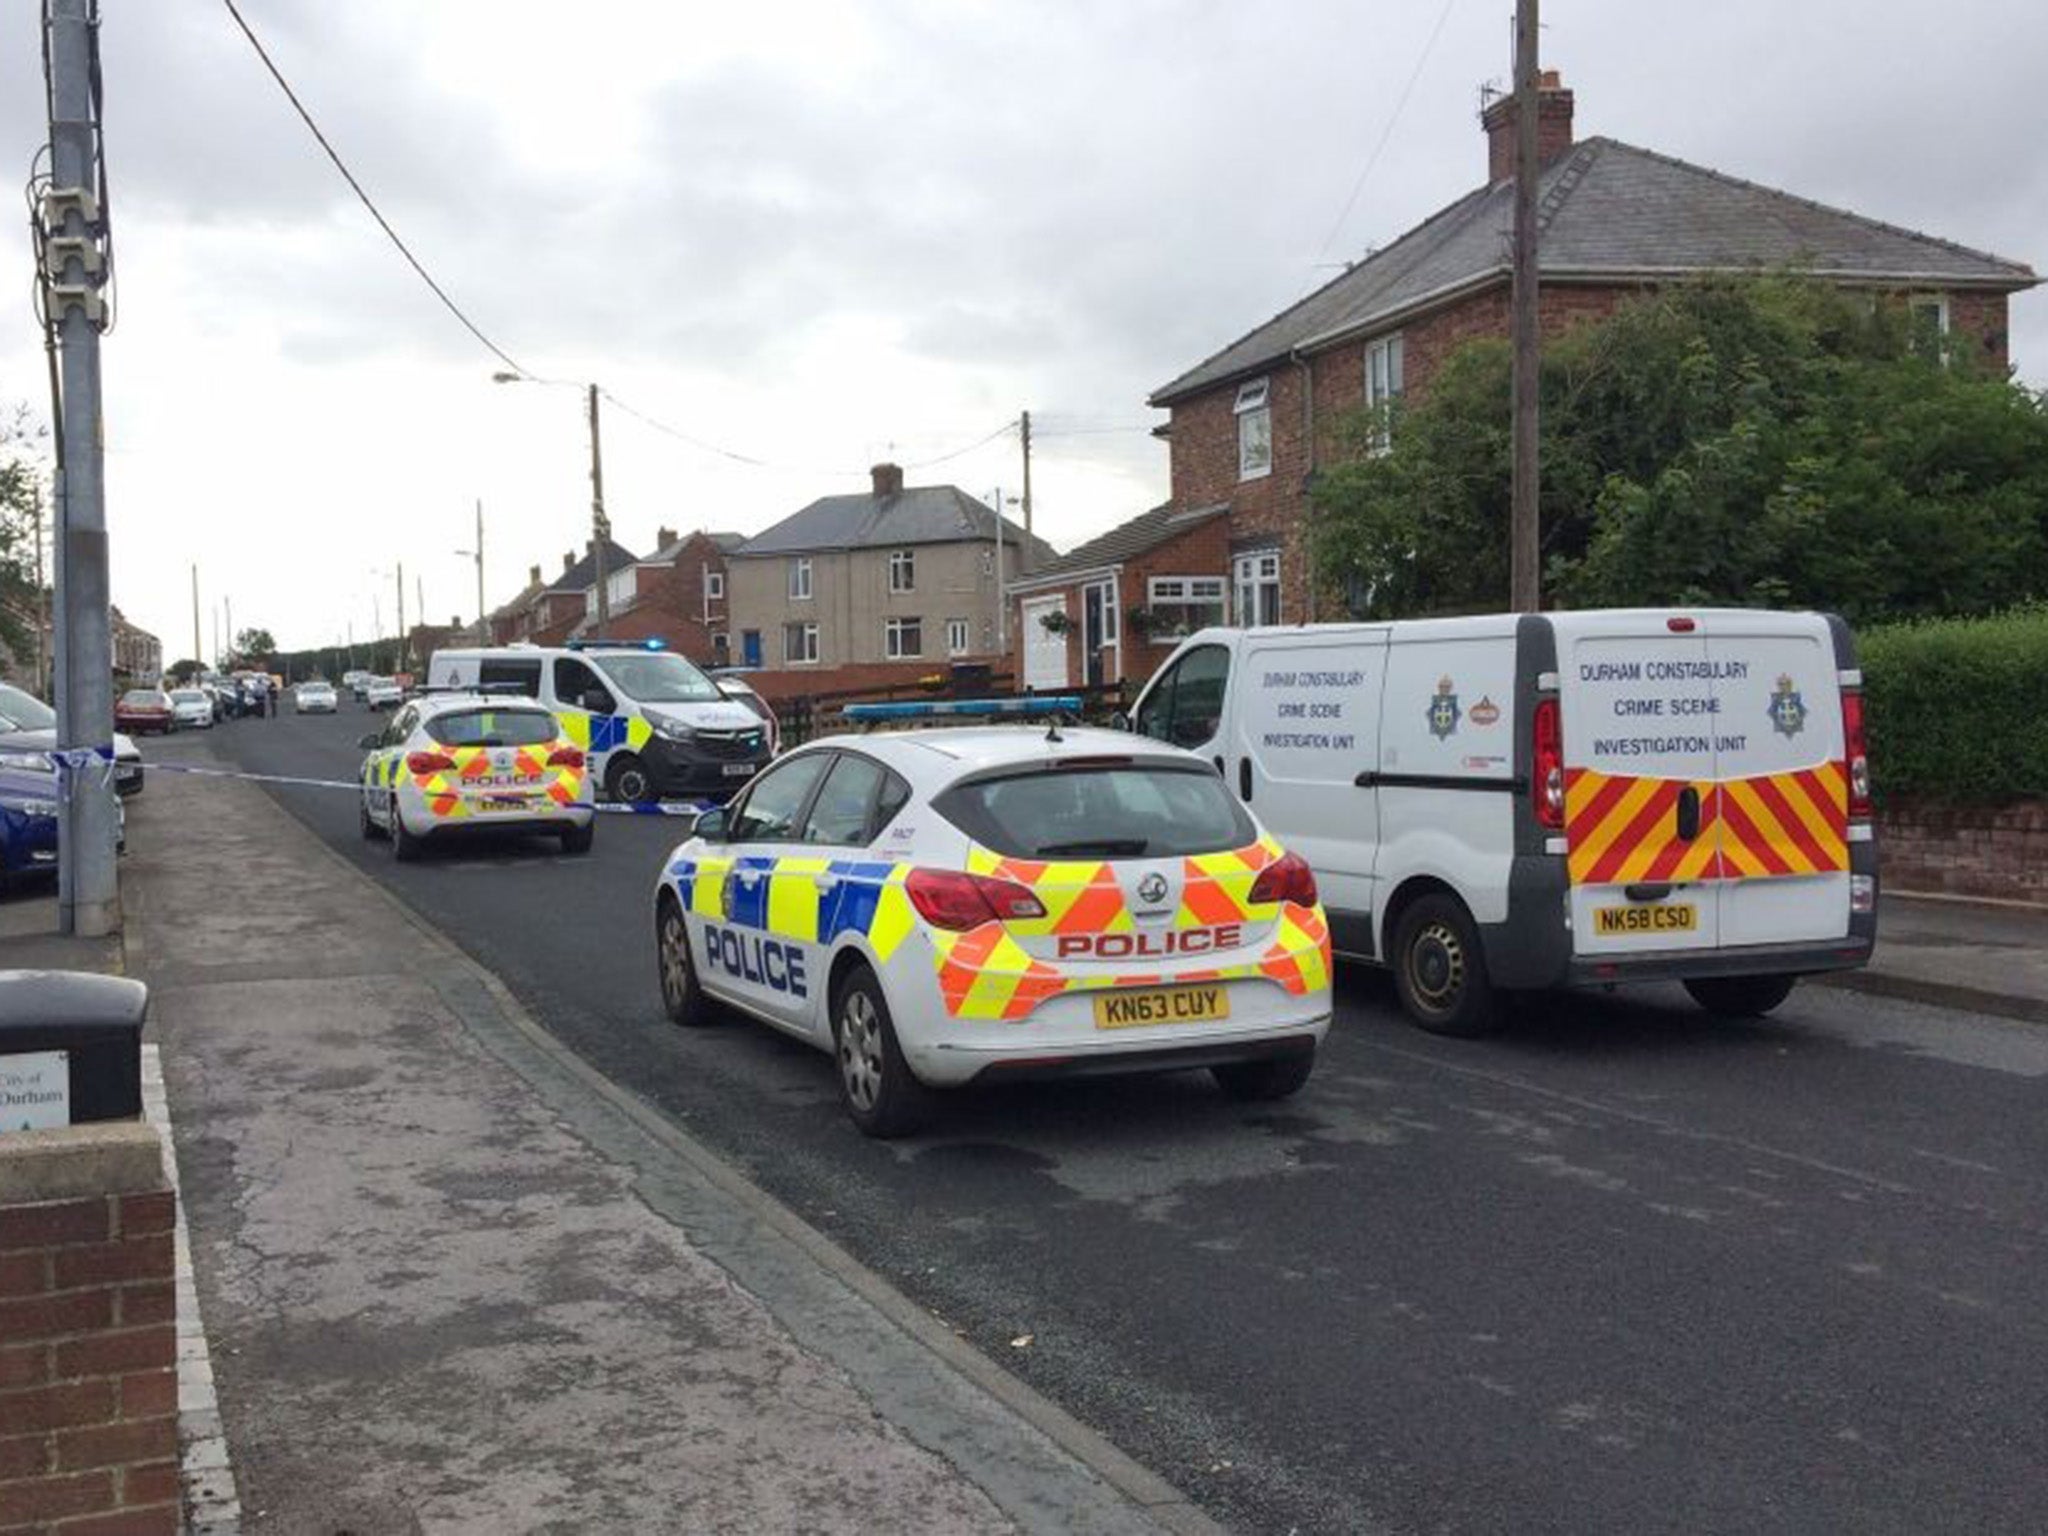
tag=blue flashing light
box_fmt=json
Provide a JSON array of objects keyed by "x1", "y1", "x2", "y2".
[
  {"x1": 843, "y1": 696, "x2": 1082, "y2": 722},
  {"x1": 567, "y1": 636, "x2": 667, "y2": 652}
]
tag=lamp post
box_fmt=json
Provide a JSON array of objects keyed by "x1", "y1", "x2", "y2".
[
  {"x1": 493, "y1": 373, "x2": 610, "y2": 628},
  {"x1": 455, "y1": 498, "x2": 486, "y2": 643}
]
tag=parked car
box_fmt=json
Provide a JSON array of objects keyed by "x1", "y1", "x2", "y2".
[
  {"x1": 0, "y1": 682, "x2": 143, "y2": 797},
  {"x1": 0, "y1": 748, "x2": 125, "y2": 888},
  {"x1": 169, "y1": 687, "x2": 215, "y2": 730},
  {"x1": 114, "y1": 688, "x2": 175, "y2": 735},
  {"x1": 364, "y1": 676, "x2": 403, "y2": 709},
  {"x1": 295, "y1": 681, "x2": 338, "y2": 714}
]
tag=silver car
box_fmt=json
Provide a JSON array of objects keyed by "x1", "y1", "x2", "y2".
[
  {"x1": 295, "y1": 682, "x2": 338, "y2": 714},
  {"x1": 169, "y1": 687, "x2": 215, "y2": 730}
]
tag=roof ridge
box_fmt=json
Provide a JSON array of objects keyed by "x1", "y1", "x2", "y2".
[
  {"x1": 1584, "y1": 135, "x2": 2037, "y2": 277},
  {"x1": 1148, "y1": 181, "x2": 1498, "y2": 404}
]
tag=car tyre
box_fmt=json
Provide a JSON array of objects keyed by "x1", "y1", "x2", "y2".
[
  {"x1": 390, "y1": 803, "x2": 423, "y2": 863},
  {"x1": 656, "y1": 893, "x2": 711, "y2": 1027},
  {"x1": 605, "y1": 753, "x2": 656, "y2": 806},
  {"x1": 833, "y1": 965, "x2": 931, "y2": 1139},
  {"x1": 559, "y1": 822, "x2": 594, "y2": 855},
  {"x1": 1212, "y1": 1050, "x2": 1316, "y2": 1102},
  {"x1": 1684, "y1": 974, "x2": 1797, "y2": 1018},
  {"x1": 359, "y1": 794, "x2": 383, "y2": 841},
  {"x1": 1392, "y1": 892, "x2": 1499, "y2": 1037}
]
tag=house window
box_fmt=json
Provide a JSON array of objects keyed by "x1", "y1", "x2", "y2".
[
  {"x1": 1908, "y1": 294, "x2": 1950, "y2": 364},
  {"x1": 784, "y1": 621, "x2": 819, "y2": 664},
  {"x1": 704, "y1": 569, "x2": 725, "y2": 601},
  {"x1": 1366, "y1": 334, "x2": 1405, "y2": 454},
  {"x1": 1233, "y1": 551, "x2": 1281, "y2": 626},
  {"x1": 1146, "y1": 575, "x2": 1228, "y2": 640},
  {"x1": 945, "y1": 617, "x2": 970, "y2": 656},
  {"x1": 885, "y1": 617, "x2": 923, "y2": 659},
  {"x1": 888, "y1": 549, "x2": 916, "y2": 593},
  {"x1": 1235, "y1": 378, "x2": 1272, "y2": 480},
  {"x1": 788, "y1": 557, "x2": 813, "y2": 601}
]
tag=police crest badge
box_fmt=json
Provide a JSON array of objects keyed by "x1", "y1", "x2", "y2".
[
  {"x1": 1427, "y1": 676, "x2": 1461, "y2": 739},
  {"x1": 1766, "y1": 673, "x2": 1807, "y2": 739}
]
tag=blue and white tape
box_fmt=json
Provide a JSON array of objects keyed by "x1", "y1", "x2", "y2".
[{"x1": 144, "y1": 760, "x2": 709, "y2": 815}]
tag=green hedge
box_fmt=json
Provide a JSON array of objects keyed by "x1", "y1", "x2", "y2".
[{"x1": 1859, "y1": 606, "x2": 2048, "y2": 805}]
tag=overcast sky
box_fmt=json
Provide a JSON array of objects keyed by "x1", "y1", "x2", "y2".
[{"x1": 3, "y1": 0, "x2": 2042, "y2": 658}]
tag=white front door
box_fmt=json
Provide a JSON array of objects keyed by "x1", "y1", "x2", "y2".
[{"x1": 1021, "y1": 596, "x2": 1069, "y2": 690}]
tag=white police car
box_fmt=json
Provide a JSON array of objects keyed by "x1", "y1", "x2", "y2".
[
  {"x1": 359, "y1": 692, "x2": 595, "y2": 860},
  {"x1": 650, "y1": 699, "x2": 1333, "y2": 1137}
]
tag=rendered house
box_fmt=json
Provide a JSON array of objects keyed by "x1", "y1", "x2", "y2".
[{"x1": 1145, "y1": 70, "x2": 2039, "y2": 626}]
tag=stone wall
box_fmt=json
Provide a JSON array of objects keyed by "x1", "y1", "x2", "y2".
[{"x1": 1879, "y1": 799, "x2": 2048, "y2": 905}]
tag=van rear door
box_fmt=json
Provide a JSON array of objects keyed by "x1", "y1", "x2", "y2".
[
  {"x1": 1556, "y1": 615, "x2": 1724, "y2": 956},
  {"x1": 1701, "y1": 612, "x2": 1848, "y2": 947}
]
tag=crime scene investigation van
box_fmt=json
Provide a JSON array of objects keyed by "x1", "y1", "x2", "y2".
[
  {"x1": 427, "y1": 641, "x2": 772, "y2": 804},
  {"x1": 1125, "y1": 609, "x2": 1876, "y2": 1034}
]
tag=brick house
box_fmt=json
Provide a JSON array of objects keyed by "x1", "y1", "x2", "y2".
[
  {"x1": 595, "y1": 528, "x2": 745, "y2": 664},
  {"x1": 1005, "y1": 503, "x2": 1230, "y2": 691},
  {"x1": 726, "y1": 462, "x2": 1052, "y2": 675},
  {"x1": 487, "y1": 565, "x2": 548, "y2": 645},
  {"x1": 1147, "y1": 71, "x2": 2040, "y2": 625},
  {"x1": 519, "y1": 537, "x2": 643, "y2": 648}
]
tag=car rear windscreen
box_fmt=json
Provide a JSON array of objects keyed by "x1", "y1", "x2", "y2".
[
  {"x1": 935, "y1": 763, "x2": 1255, "y2": 859},
  {"x1": 425, "y1": 709, "x2": 557, "y2": 748}
]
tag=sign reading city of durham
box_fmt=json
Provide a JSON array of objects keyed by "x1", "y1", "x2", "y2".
[{"x1": 0, "y1": 1050, "x2": 70, "y2": 1132}]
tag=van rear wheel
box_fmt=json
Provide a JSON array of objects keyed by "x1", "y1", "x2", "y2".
[
  {"x1": 1684, "y1": 974, "x2": 1796, "y2": 1018},
  {"x1": 1392, "y1": 893, "x2": 1498, "y2": 1037}
]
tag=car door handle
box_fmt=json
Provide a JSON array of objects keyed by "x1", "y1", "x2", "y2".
[
  {"x1": 812, "y1": 875, "x2": 838, "y2": 891},
  {"x1": 1676, "y1": 785, "x2": 1702, "y2": 841}
]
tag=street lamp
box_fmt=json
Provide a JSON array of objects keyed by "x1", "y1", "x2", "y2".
[
  {"x1": 454, "y1": 498, "x2": 486, "y2": 644},
  {"x1": 493, "y1": 372, "x2": 611, "y2": 628}
]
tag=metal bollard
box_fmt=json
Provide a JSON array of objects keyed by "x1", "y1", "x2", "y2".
[{"x1": 0, "y1": 970, "x2": 148, "y2": 1129}]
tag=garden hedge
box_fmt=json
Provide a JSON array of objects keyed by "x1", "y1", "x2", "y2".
[{"x1": 1858, "y1": 606, "x2": 2048, "y2": 805}]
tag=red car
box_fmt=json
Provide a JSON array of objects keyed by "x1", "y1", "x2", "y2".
[{"x1": 115, "y1": 688, "x2": 175, "y2": 735}]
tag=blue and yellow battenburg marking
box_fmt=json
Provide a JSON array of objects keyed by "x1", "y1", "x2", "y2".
[{"x1": 556, "y1": 710, "x2": 653, "y2": 756}]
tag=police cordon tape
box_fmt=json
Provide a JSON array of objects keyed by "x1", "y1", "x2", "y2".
[{"x1": 140, "y1": 760, "x2": 711, "y2": 816}]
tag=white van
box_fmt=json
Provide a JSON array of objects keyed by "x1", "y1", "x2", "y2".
[
  {"x1": 426, "y1": 642, "x2": 772, "y2": 803},
  {"x1": 1127, "y1": 609, "x2": 1876, "y2": 1034}
]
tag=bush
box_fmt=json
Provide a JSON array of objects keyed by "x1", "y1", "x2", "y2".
[{"x1": 1860, "y1": 606, "x2": 2048, "y2": 805}]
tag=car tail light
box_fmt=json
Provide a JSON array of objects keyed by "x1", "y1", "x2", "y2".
[
  {"x1": 1842, "y1": 691, "x2": 1871, "y2": 819},
  {"x1": 1248, "y1": 850, "x2": 1318, "y2": 907},
  {"x1": 1532, "y1": 697, "x2": 1564, "y2": 830},
  {"x1": 407, "y1": 751, "x2": 455, "y2": 775},
  {"x1": 547, "y1": 746, "x2": 585, "y2": 769},
  {"x1": 904, "y1": 868, "x2": 1047, "y2": 931}
]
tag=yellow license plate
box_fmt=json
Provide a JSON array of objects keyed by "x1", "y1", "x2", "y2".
[
  {"x1": 1594, "y1": 903, "x2": 1697, "y2": 936},
  {"x1": 1093, "y1": 985, "x2": 1230, "y2": 1030}
]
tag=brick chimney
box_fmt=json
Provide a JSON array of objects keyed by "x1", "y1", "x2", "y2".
[
  {"x1": 656, "y1": 525, "x2": 677, "y2": 549},
  {"x1": 1482, "y1": 69, "x2": 1574, "y2": 184},
  {"x1": 528, "y1": 563, "x2": 541, "y2": 586},
  {"x1": 871, "y1": 462, "x2": 904, "y2": 498},
  {"x1": 562, "y1": 550, "x2": 575, "y2": 572}
]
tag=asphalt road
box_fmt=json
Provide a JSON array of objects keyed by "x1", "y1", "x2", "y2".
[{"x1": 157, "y1": 708, "x2": 2048, "y2": 1535}]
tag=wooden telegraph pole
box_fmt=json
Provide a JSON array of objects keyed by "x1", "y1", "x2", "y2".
[{"x1": 1509, "y1": 0, "x2": 1542, "y2": 612}]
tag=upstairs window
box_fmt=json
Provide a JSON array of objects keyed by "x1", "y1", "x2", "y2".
[
  {"x1": 788, "y1": 557, "x2": 813, "y2": 601},
  {"x1": 1908, "y1": 294, "x2": 1951, "y2": 365},
  {"x1": 704, "y1": 569, "x2": 725, "y2": 601},
  {"x1": 1366, "y1": 334, "x2": 1405, "y2": 455},
  {"x1": 1235, "y1": 378, "x2": 1272, "y2": 480},
  {"x1": 888, "y1": 549, "x2": 916, "y2": 593}
]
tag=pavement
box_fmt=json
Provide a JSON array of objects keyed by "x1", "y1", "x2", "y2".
[
  {"x1": 5, "y1": 754, "x2": 2048, "y2": 1534},
  {"x1": 101, "y1": 766, "x2": 1213, "y2": 1534}
]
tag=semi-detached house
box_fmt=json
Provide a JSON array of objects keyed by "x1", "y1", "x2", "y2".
[{"x1": 1143, "y1": 69, "x2": 2039, "y2": 631}]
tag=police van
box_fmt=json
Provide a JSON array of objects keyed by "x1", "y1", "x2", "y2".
[
  {"x1": 426, "y1": 640, "x2": 772, "y2": 803},
  {"x1": 1126, "y1": 609, "x2": 1876, "y2": 1034}
]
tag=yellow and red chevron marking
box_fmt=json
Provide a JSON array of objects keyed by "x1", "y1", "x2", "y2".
[
  {"x1": 1565, "y1": 764, "x2": 1848, "y2": 885},
  {"x1": 1178, "y1": 836, "x2": 1282, "y2": 927}
]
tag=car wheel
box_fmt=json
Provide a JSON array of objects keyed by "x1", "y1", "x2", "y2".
[
  {"x1": 605, "y1": 753, "x2": 655, "y2": 806},
  {"x1": 1212, "y1": 1050, "x2": 1316, "y2": 1102},
  {"x1": 359, "y1": 794, "x2": 383, "y2": 841},
  {"x1": 655, "y1": 893, "x2": 711, "y2": 1026},
  {"x1": 559, "y1": 822, "x2": 594, "y2": 855},
  {"x1": 1683, "y1": 974, "x2": 1797, "y2": 1018},
  {"x1": 390, "y1": 803, "x2": 423, "y2": 862},
  {"x1": 832, "y1": 965, "x2": 931, "y2": 1139},
  {"x1": 1391, "y1": 892, "x2": 1499, "y2": 1037}
]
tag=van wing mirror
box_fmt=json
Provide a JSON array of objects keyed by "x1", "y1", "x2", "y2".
[
  {"x1": 1109, "y1": 711, "x2": 1132, "y2": 732},
  {"x1": 356, "y1": 732, "x2": 381, "y2": 751},
  {"x1": 691, "y1": 806, "x2": 729, "y2": 841}
]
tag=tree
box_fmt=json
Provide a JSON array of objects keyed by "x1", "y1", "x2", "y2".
[
  {"x1": 1311, "y1": 277, "x2": 2048, "y2": 627},
  {"x1": 0, "y1": 405, "x2": 51, "y2": 668},
  {"x1": 168, "y1": 658, "x2": 202, "y2": 683},
  {"x1": 234, "y1": 627, "x2": 277, "y2": 658}
]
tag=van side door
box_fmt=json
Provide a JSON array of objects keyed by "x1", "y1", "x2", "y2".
[{"x1": 552, "y1": 656, "x2": 621, "y2": 780}]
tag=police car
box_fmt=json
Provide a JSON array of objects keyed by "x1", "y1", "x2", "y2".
[
  {"x1": 650, "y1": 699, "x2": 1333, "y2": 1137},
  {"x1": 358, "y1": 691, "x2": 595, "y2": 860}
]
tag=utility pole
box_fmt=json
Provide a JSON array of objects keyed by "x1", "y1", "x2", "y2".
[
  {"x1": 190, "y1": 565, "x2": 201, "y2": 671},
  {"x1": 1508, "y1": 0, "x2": 1542, "y2": 613},
  {"x1": 588, "y1": 384, "x2": 610, "y2": 628},
  {"x1": 42, "y1": 0, "x2": 119, "y2": 935},
  {"x1": 226, "y1": 595, "x2": 233, "y2": 660},
  {"x1": 1019, "y1": 410, "x2": 1034, "y2": 575},
  {"x1": 473, "y1": 499, "x2": 485, "y2": 642},
  {"x1": 396, "y1": 562, "x2": 406, "y2": 670},
  {"x1": 990, "y1": 485, "x2": 1008, "y2": 655}
]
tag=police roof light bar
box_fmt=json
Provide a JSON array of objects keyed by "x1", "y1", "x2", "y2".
[
  {"x1": 565, "y1": 637, "x2": 667, "y2": 652},
  {"x1": 842, "y1": 696, "x2": 1083, "y2": 730}
]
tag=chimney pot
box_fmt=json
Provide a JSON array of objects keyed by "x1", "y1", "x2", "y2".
[
  {"x1": 1481, "y1": 69, "x2": 1574, "y2": 185},
  {"x1": 529, "y1": 563, "x2": 541, "y2": 585},
  {"x1": 871, "y1": 462, "x2": 905, "y2": 498},
  {"x1": 563, "y1": 551, "x2": 575, "y2": 572},
  {"x1": 657, "y1": 526, "x2": 677, "y2": 548}
]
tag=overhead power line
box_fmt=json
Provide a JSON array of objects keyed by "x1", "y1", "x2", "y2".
[{"x1": 219, "y1": 0, "x2": 530, "y2": 378}]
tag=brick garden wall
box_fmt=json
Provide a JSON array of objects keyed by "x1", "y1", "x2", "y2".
[
  {"x1": 0, "y1": 1182, "x2": 179, "y2": 1535},
  {"x1": 1879, "y1": 799, "x2": 2048, "y2": 906}
]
